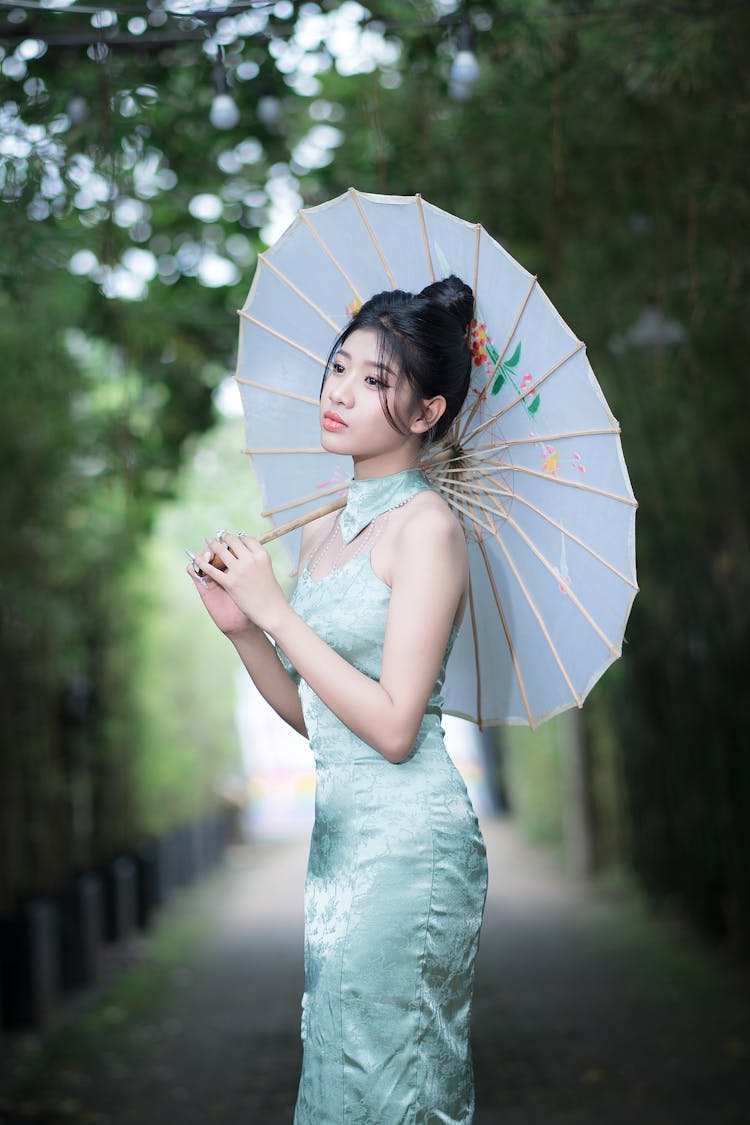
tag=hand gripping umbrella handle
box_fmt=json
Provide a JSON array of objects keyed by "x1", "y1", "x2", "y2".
[{"x1": 195, "y1": 497, "x2": 347, "y2": 575}]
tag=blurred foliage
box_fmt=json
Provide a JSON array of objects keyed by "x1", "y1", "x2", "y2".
[
  {"x1": 0, "y1": 1, "x2": 748, "y2": 951},
  {"x1": 126, "y1": 410, "x2": 295, "y2": 835},
  {"x1": 504, "y1": 720, "x2": 566, "y2": 852}
]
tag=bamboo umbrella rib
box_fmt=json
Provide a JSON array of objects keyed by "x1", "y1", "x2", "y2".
[
  {"x1": 470, "y1": 426, "x2": 621, "y2": 452},
  {"x1": 438, "y1": 480, "x2": 498, "y2": 536},
  {"x1": 473, "y1": 463, "x2": 638, "y2": 591},
  {"x1": 472, "y1": 223, "x2": 481, "y2": 299},
  {"x1": 459, "y1": 274, "x2": 539, "y2": 438},
  {"x1": 233, "y1": 377, "x2": 319, "y2": 407},
  {"x1": 238, "y1": 310, "x2": 327, "y2": 367},
  {"x1": 436, "y1": 426, "x2": 622, "y2": 464},
  {"x1": 447, "y1": 224, "x2": 483, "y2": 449},
  {"x1": 436, "y1": 477, "x2": 499, "y2": 523},
  {"x1": 427, "y1": 459, "x2": 512, "y2": 496},
  {"x1": 464, "y1": 564, "x2": 483, "y2": 729},
  {"x1": 472, "y1": 523, "x2": 535, "y2": 727},
  {"x1": 445, "y1": 488, "x2": 499, "y2": 526},
  {"x1": 257, "y1": 254, "x2": 341, "y2": 333},
  {"x1": 434, "y1": 467, "x2": 511, "y2": 500},
  {"x1": 473, "y1": 483, "x2": 582, "y2": 711},
  {"x1": 426, "y1": 445, "x2": 512, "y2": 474},
  {"x1": 243, "y1": 446, "x2": 326, "y2": 455},
  {"x1": 416, "y1": 194, "x2": 435, "y2": 283},
  {"x1": 424, "y1": 444, "x2": 505, "y2": 473},
  {"x1": 349, "y1": 187, "x2": 396, "y2": 290},
  {"x1": 425, "y1": 460, "x2": 474, "y2": 477},
  {"x1": 473, "y1": 454, "x2": 638, "y2": 506},
  {"x1": 462, "y1": 341, "x2": 586, "y2": 446},
  {"x1": 298, "y1": 210, "x2": 362, "y2": 302},
  {"x1": 262, "y1": 480, "x2": 349, "y2": 518},
  {"x1": 434, "y1": 473, "x2": 511, "y2": 512},
  {"x1": 507, "y1": 508, "x2": 620, "y2": 656},
  {"x1": 481, "y1": 482, "x2": 619, "y2": 659}
]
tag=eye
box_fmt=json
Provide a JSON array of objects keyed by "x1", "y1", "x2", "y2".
[
  {"x1": 365, "y1": 374, "x2": 389, "y2": 388},
  {"x1": 332, "y1": 361, "x2": 345, "y2": 374}
]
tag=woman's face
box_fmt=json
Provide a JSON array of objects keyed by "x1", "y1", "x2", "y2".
[{"x1": 320, "y1": 327, "x2": 421, "y2": 470}]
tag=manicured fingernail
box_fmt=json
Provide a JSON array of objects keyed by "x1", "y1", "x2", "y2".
[{"x1": 184, "y1": 548, "x2": 198, "y2": 561}]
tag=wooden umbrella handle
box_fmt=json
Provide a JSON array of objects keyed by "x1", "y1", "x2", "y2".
[
  {"x1": 200, "y1": 495, "x2": 348, "y2": 572},
  {"x1": 258, "y1": 496, "x2": 346, "y2": 544}
]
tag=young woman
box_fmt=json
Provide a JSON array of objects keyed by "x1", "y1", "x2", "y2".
[{"x1": 189, "y1": 275, "x2": 488, "y2": 1124}]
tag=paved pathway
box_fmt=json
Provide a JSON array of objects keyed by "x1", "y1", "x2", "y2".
[{"x1": 3, "y1": 818, "x2": 749, "y2": 1124}]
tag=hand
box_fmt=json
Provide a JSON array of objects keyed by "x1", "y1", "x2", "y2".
[
  {"x1": 198, "y1": 532, "x2": 290, "y2": 637},
  {"x1": 186, "y1": 546, "x2": 256, "y2": 639}
]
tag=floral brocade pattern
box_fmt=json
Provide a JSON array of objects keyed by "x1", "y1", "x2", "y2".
[{"x1": 278, "y1": 473, "x2": 488, "y2": 1125}]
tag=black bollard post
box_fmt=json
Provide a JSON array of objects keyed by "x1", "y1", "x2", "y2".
[
  {"x1": 0, "y1": 898, "x2": 61, "y2": 1029},
  {"x1": 58, "y1": 873, "x2": 104, "y2": 990},
  {"x1": 102, "y1": 856, "x2": 138, "y2": 944}
]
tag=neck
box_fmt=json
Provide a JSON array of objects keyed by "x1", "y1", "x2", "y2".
[{"x1": 352, "y1": 444, "x2": 422, "y2": 481}]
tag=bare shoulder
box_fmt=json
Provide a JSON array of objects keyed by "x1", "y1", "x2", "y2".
[{"x1": 394, "y1": 489, "x2": 467, "y2": 556}]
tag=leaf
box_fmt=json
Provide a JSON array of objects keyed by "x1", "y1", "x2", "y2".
[
  {"x1": 486, "y1": 341, "x2": 500, "y2": 365},
  {"x1": 527, "y1": 393, "x2": 541, "y2": 415},
  {"x1": 491, "y1": 372, "x2": 506, "y2": 395},
  {"x1": 506, "y1": 341, "x2": 522, "y2": 368}
]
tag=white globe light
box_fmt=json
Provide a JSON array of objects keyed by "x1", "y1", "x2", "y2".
[
  {"x1": 210, "y1": 93, "x2": 240, "y2": 130},
  {"x1": 449, "y1": 49, "x2": 479, "y2": 102}
]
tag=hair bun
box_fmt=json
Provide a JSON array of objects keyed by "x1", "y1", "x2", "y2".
[{"x1": 418, "y1": 275, "x2": 474, "y2": 335}]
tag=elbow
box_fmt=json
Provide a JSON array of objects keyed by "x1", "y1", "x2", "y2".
[
  {"x1": 367, "y1": 694, "x2": 422, "y2": 763},
  {"x1": 377, "y1": 728, "x2": 419, "y2": 765}
]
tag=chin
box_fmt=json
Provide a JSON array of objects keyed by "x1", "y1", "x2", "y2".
[{"x1": 320, "y1": 430, "x2": 352, "y2": 455}]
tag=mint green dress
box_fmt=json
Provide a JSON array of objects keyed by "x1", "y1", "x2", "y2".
[{"x1": 280, "y1": 469, "x2": 488, "y2": 1125}]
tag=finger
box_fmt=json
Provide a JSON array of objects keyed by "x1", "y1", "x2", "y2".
[
  {"x1": 184, "y1": 547, "x2": 213, "y2": 578},
  {"x1": 205, "y1": 536, "x2": 235, "y2": 566},
  {"x1": 221, "y1": 531, "x2": 252, "y2": 555},
  {"x1": 185, "y1": 562, "x2": 211, "y2": 589}
]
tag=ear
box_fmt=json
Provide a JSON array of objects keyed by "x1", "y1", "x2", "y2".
[{"x1": 409, "y1": 395, "x2": 447, "y2": 436}]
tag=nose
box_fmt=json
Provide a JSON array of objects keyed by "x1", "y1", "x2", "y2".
[{"x1": 329, "y1": 371, "x2": 355, "y2": 407}]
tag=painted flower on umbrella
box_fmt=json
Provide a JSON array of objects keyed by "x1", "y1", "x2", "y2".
[
  {"x1": 469, "y1": 319, "x2": 499, "y2": 372},
  {"x1": 490, "y1": 339, "x2": 541, "y2": 419},
  {"x1": 542, "y1": 444, "x2": 560, "y2": 476},
  {"x1": 345, "y1": 296, "x2": 363, "y2": 319},
  {"x1": 540, "y1": 445, "x2": 587, "y2": 477},
  {"x1": 316, "y1": 466, "x2": 349, "y2": 495}
]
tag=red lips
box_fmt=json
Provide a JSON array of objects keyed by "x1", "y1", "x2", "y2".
[{"x1": 322, "y1": 411, "x2": 347, "y2": 432}]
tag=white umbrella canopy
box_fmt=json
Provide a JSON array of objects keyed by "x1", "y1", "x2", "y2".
[{"x1": 234, "y1": 188, "x2": 638, "y2": 728}]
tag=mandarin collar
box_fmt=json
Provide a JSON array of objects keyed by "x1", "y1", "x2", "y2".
[{"x1": 339, "y1": 468, "x2": 432, "y2": 543}]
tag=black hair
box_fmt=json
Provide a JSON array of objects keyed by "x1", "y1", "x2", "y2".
[{"x1": 322, "y1": 274, "x2": 474, "y2": 445}]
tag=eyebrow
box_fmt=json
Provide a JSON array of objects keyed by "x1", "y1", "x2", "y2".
[{"x1": 335, "y1": 349, "x2": 395, "y2": 377}]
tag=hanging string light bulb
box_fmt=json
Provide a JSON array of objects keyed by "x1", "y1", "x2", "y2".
[
  {"x1": 449, "y1": 16, "x2": 479, "y2": 102},
  {"x1": 210, "y1": 57, "x2": 240, "y2": 130}
]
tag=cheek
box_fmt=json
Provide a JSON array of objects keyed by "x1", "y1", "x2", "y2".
[{"x1": 387, "y1": 385, "x2": 420, "y2": 431}]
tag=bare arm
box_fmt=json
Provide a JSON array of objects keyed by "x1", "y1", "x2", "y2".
[
  {"x1": 231, "y1": 627, "x2": 307, "y2": 737},
  {"x1": 203, "y1": 506, "x2": 467, "y2": 763}
]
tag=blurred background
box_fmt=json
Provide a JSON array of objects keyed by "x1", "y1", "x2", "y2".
[{"x1": 1, "y1": 0, "x2": 749, "y2": 1117}]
